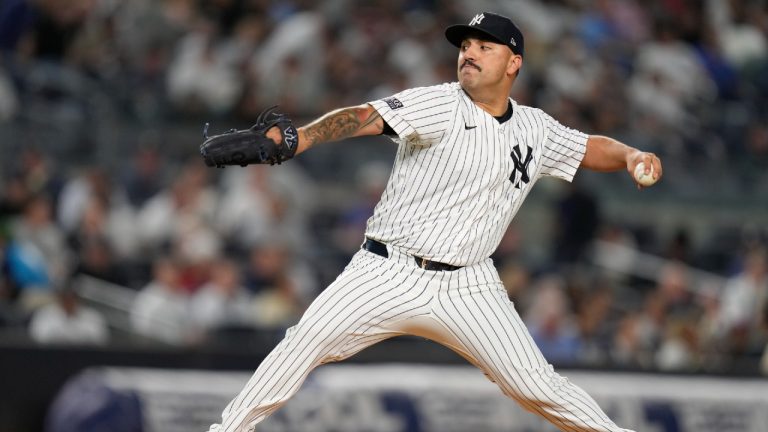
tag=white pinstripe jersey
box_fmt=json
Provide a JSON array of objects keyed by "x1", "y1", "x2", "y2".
[{"x1": 366, "y1": 82, "x2": 588, "y2": 266}]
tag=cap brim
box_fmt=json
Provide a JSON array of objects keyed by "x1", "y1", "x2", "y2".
[{"x1": 445, "y1": 24, "x2": 505, "y2": 48}]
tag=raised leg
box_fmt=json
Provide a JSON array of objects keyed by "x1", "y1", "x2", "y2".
[
  {"x1": 207, "y1": 250, "x2": 431, "y2": 431},
  {"x1": 431, "y1": 279, "x2": 632, "y2": 432}
]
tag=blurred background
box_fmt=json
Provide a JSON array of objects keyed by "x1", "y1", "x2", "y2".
[{"x1": 0, "y1": 0, "x2": 767, "y2": 431}]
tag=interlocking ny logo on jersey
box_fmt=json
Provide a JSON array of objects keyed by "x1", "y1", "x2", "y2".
[
  {"x1": 509, "y1": 144, "x2": 533, "y2": 189},
  {"x1": 469, "y1": 13, "x2": 485, "y2": 26}
]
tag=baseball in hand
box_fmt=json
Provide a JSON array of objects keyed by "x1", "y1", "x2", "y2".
[{"x1": 633, "y1": 162, "x2": 656, "y2": 187}]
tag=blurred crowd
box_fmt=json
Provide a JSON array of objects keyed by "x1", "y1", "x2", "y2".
[{"x1": 0, "y1": 0, "x2": 767, "y2": 374}]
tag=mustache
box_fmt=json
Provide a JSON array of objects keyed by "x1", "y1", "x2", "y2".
[{"x1": 461, "y1": 60, "x2": 481, "y2": 71}]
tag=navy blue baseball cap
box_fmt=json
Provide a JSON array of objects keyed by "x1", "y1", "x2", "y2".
[{"x1": 445, "y1": 12, "x2": 524, "y2": 57}]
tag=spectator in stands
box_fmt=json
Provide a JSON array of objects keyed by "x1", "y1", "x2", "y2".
[
  {"x1": 655, "y1": 321, "x2": 700, "y2": 371},
  {"x1": 655, "y1": 261, "x2": 694, "y2": 319},
  {"x1": 130, "y1": 258, "x2": 195, "y2": 345},
  {"x1": 717, "y1": 246, "x2": 768, "y2": 355},
  {"x1": 166, "y1": 18, "x2": 245, "y2": 114},
  {"x1": 628, "y1": 17, "x2": 716, "y2": 133},
  {"x1": 664, "y1": 228, "x2": 693, "y2": 263},
  {"x1": 190, "y1": 259, "x2": 252, "y2": 332},
  {"x1": 707, "y1": 0, "x2": 768, "y2": 70},
  {"x1": 645, "y1": 265, "x2": 704, "y2": 371},
  {"x1": 634, "y1": 291, "x2": 667, "y2": 358},
  {"x1": 524, "y1": 276, "x2": 581, "y2": 365},
  {"x1": 57, "y1": 167, "x2": 131, "y2": 231},
  {"x1": 8, "y1": 194, "x2": 70, "y2": 309},
  {"x1": 136, "y1": 160, "x2": 216, "y2": 255},
  {"x1": 0, "y1": 0, "x2": 96, "y2": 60},
  {"x1": 0, "y1": 235, "x2": 23, "y2": 325},
  {"x1": 385, "y1": 11, "x2": 439, "y2": 89},
  {"x1": 216, "y1": 164, "x2": 314, "y2": 254},
  {"x1": 552, "y1": 179, "x2": 600, "y2": 265},
  {"x1": 15, "y1": 148, "x2": 64, "y2": 205},
  {"x1": 67, "y1": 197, "x2": 132, "y2": 286},
  {"x1": 611, "y1": 313, "x2": 644, "y2": 368},
  {"x1": 59, "y1": 169, "x2": 139, "y2": 264},
  {"x1": 243, "y1": 242, "x2": 311, "y2": 327},
  {"x1": 543, "y1": 34, "x2": 599, "y2": 105},
  {"x1": 591, "y1": 223, "x2": 638, "y2": 286},
  {"x1": 0, "y1": 174, "x2": 31, "y2": 219},
  {"x1": 498, "y1": 261, "x2": 529, "y2": 305},
  {"x1": 332, "y1": 161, "x2": 390, "y2": 257},
  {"x1": 249, "y1": 6, "x2": 326, "y2": 115},
  {"x1": 122, "y1": 138, "x2": 165, "y2": 209},
  {"x1": 575, "y1": 285, "x2": 615, "y2": 365},
  {"x1": 28, "y1": 284, "x2": 108, "y2": 345},
  {"x1": 108, "y1": 0, "x2": 197, "y2": 119},
  {"x1": 171, "y1": 200, "x2": 222, "y2": 294}
]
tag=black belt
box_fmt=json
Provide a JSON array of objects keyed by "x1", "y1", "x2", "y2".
[{"x1": 363, "y1": 238, "x2": 462, "y2": 272}]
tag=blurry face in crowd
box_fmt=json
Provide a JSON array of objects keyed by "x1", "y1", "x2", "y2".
[
  {"x1": 59, "y1": 290, "x2": 79, "y2": 315},
  {"x1": 25, "y1": 196, "x2": 52, "y2": 226},
  {"x1": 457, "y1": 35, "x2": 520, "y2": 91},
  {"x1": 154, "y1": 259, "x2": 181, "y2": 290},
  {"x1": 212, "y1": 261, "x2": 240, "y2": 292},
  {"x1": 746, "y1": 248, "x2": 767, "y2": 278},
  {"x1": 251, "y1": 246, "x2": 288, "y2": 277}
]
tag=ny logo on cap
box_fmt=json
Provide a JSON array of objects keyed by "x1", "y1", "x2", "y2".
[{"x1": 469, "y1": 13, "x2": 485, "y2": 26}]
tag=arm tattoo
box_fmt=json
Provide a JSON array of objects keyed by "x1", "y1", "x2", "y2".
[
  {"x1": 360, "y1": 110, "x2": 383, "y2": 130},
  {"x1": 304, "y1": 108, "x2": 382, "y2": 147}
]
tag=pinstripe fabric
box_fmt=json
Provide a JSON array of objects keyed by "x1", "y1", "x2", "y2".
[
  {"x1": 208, "y1": 248, "x2": 631, "y2": 431},
  {"x1": 207, "y1": 82, "x2": 633, "y2": 432},
  {"x1": 366, "y1": 82, "x2": 587, "y2": 267}
]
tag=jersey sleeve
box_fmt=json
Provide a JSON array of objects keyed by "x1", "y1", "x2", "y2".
[
  {"x1": 538, "y1": 111, "x2": 588, "y2": 182},
  {"x1": 368, "y1": 85, "x2": 456, "y2": 145}
]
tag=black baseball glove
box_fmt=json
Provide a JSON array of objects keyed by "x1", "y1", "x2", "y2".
[{"x1": 200, "y1": 106, "x2": 299, "y2": 167}]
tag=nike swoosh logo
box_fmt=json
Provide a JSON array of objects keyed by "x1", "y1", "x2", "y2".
[{"x1": 464, "y1": 124, "x2": 476, "y2": 130}]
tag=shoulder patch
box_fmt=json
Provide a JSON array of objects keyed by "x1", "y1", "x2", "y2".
[{"x1": 383, "y1": 97, "x2": 404, "y2": 110}]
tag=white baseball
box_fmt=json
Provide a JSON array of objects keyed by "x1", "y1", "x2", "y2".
[{"x1": 633, "y1": 161, "x2": 656, "y2": 187}]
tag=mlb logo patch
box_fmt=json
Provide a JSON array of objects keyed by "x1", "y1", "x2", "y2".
[{"x1": 384, "y1": 97, "x2": 404, "y2": 110}]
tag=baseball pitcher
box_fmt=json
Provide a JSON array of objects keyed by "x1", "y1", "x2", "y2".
[{"x1": 200, "y1": 11, "x2": 661, "y2": 432}]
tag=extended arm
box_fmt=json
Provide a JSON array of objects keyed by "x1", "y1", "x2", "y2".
[
  {"x1": 581, "y1": 135, "x2": 662, "y2": 187},
  {"x1": 266, "y1": 104, "x2": 384, "y2": 156}
]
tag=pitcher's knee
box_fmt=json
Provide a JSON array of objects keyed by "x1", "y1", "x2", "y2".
[
  {"x1": 281, "y1": 322, "x2": 347, "y2": 364},
  {"x1": 495, "y1": 363, "x2": 570, "y2": 402}
]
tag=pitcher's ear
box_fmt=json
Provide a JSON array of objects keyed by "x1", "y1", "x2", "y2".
[{"x1": 507, "y1": 55, "x2": 523, "y2": 76}]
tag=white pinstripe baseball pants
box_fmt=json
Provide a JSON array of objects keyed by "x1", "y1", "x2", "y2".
[{"x1": 208, "y1": 245, "x2": 633, "y2": 432}]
